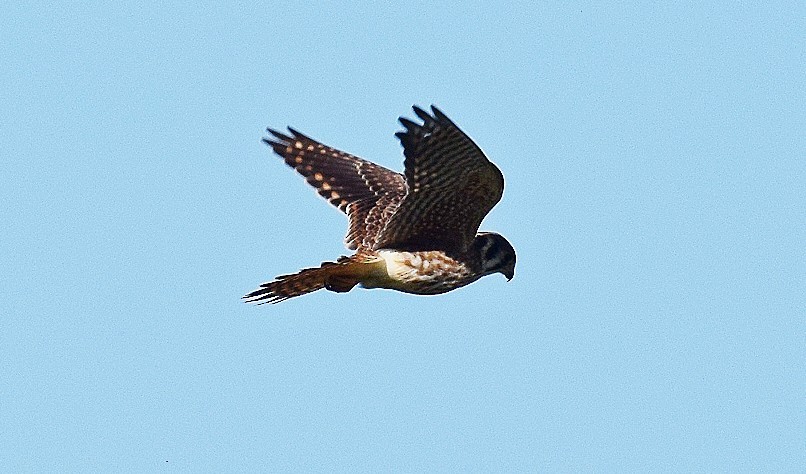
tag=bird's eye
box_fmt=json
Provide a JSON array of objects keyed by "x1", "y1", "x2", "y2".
[{"x1": 483, "y1": 239, "x2": 500, "y2": 262}]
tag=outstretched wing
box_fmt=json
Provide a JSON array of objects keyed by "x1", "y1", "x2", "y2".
[
  {"x1": 264, "y1": 128, "x2": 406, "y2": 249},
  {"x1": 374, "y1": 106, "x2": 504, "y2": 253}
]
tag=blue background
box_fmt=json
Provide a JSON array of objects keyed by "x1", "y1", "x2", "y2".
[{"x1": 2, "y1": 1, "x2": 803, "y2": 471}]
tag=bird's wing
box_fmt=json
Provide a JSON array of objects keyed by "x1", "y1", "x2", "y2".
[
  {"x1": 264, "y1": 128, "x2": 406, "y2": 250},
  {"x1": 374, "y1": 106, "x2": 504, "y2": 253}
]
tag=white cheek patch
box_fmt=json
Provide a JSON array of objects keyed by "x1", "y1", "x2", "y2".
[{"x1": 482, "y1": 255, "x2": 504, "y2": 272}]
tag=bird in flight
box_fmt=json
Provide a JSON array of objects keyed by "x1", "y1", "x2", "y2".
[{"x1": 244, "y1": 105, "x2": 515, "y2": 304}]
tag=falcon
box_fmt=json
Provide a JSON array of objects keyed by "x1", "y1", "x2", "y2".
[{"x1": 244, "y1": 105, "x2": 516, "y2": 304}]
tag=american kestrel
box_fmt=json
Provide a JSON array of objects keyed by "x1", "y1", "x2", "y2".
[{"x1": 244, "y1": 105, "x2": 516, "y2": 303}]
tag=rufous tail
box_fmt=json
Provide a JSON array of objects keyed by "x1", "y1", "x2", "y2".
[{"x1": 243, "y1": 257, "x2": 367, "y2": 304}]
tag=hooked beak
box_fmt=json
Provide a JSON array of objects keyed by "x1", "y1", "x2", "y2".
[{"x1": 502, "y1": 267, "x2": 514, "y2": 281}]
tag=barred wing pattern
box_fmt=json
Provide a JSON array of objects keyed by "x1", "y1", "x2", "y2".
[
  {"x1": 374, "y1": 106, "x2": 504, "y2": 253},
  {"x1": 245, "y1": 106, "x2": 515, "y2": 304},
  {"x1": 264, "y1": 129, "x2": 406, "y2": 250}
]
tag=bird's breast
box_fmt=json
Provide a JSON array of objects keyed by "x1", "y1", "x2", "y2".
[{"x1": 359, "y1": 250, "x2": 475, "y2": 294}]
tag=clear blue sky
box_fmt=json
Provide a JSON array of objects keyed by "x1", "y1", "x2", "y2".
[{"x1": 2, "y1": 1, "x2": 803, "y2": 471}]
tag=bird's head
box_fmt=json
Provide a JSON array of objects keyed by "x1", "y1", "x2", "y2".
[{"x1": 473, "y1": 232, "x2": 516, "y2": 281}]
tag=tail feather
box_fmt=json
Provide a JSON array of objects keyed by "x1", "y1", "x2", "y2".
[{"x1": 243, "y1": 257, "x2": 367, "y2": 304}]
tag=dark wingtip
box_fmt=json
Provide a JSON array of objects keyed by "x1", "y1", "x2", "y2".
[
  {"x1": 263, "y1": 136, "x2": 291, "y2": 156},
  {"x1": 430, "y1": 105, "x2": 454, "y2": 125},
  {"x1": 412, "y1": 105, "x2": 432, "y2": 123},
  {"x1": 266, "y1": 128, "x2": 291, "y2": 141},
  {"x1": 287, "y1": 127, "x2": 312, "y2": 141},
  {"x1": 398, "y1": 117, "x2": 419, "y2": 131}
]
